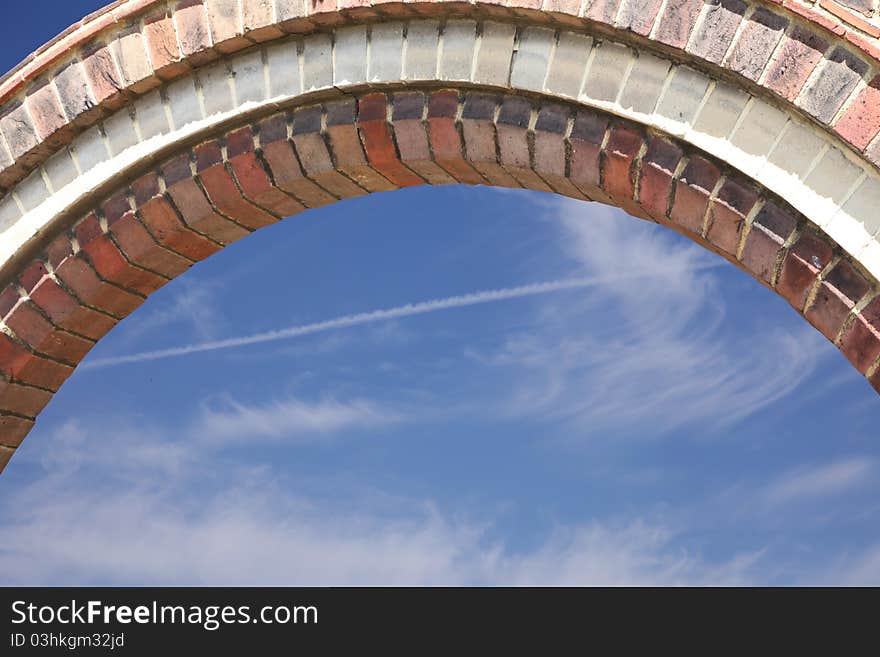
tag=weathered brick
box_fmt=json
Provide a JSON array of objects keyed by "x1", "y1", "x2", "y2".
[
  {"x1": 26, "y1": 81, "x2": 67, "y2": 142},
  {"x1": 81, "y1": 42, "x2": 124, "y2": 108},
  {"x1": 798, "y1": 47, "x2": 868, "y2": 124},
  {"x1": 0, "y1": 103, "x2": 39, "y2": 160},
  {"x1": 143, "y1": 10, "x2": 188, "y2": 79},
  {"x1": 687, "y1": 0, "x2": 747, "y2": 65},
  {"x1": 740, "y1": 202, "x2": 797, "y2": 283},
  {"x1": 654, "y1": 0, "x2": 705, "y2": 49},
  {"x1": 834, "y1": 76, "x2": 880, "y2": 151},
  {"x1": 583, "y1": 0, "x2": 622, "y2": 23},
  {"x1": 206, "y1": 0, "x2": 249, "y2": 52},
  {"x1": 725, "y1": 8, "x2": 788, "y2": 82},
  {"x1": 243, "y1": 0, "x2": 284, "y2": 41},
  {"x1": 669, "y1": 156, "x2": 720, "y2": 235},
  {"x1": 806, "y1": 260, "x2": 871, "y2": 340},
  {"x1": 617, "y1": 0, "x2": 665, "y2": 36},
  {"x1": 840, "y1": 296, "x2": 880, "y2": 374},
  {"x1": 706, "y1": 178, "x2": 758, "y2": 256},
  {"x1": 53, "y1": 61, "x2": 97, "y2": 121},
  {"x1": 460, "y1": 94, "x2": 513, "y2": 187},
  {"x1": 112, "y1": 28, "x2": 156, "y2": 92},
  {"x1": 175, "y1": 0, "x2": 213, "y2": 61},
  {"x1": 764, "y1": 26, "x2": 827, "y2": 102}
]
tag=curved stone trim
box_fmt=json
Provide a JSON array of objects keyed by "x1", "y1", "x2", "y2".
[
  {"x1": 1, "y1": 86, "x2": 879, "y2": 473},
  {"x1": 1, "y1": 0, "x2": 880, "y2": 196}
]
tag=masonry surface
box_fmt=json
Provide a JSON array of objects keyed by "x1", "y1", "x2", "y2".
[{"x1": 1, "y1": 0, "x2": 880, "y2": 473}]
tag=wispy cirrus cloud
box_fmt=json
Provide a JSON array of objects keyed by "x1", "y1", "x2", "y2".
[
  {"x1": 470, "y1": 199, "x2": 828, "y2": 435},
  {"x1": 762, "y1": 459, "x2": 875, "y2": 507},
  {"x1": 193, "y1": 396, "x2": 402, "y2": 444},
  {"x1": 0, "y1": 416, "x2": 765, "y2": 586}
]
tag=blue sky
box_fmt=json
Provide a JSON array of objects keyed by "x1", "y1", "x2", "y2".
[{"x1": 2, "y1": 2, "x2": 880, "y2": 585}]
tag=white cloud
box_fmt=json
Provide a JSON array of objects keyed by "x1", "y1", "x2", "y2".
[
  {"x1": 762, "y1": 459, "x2": 874, "y2": 506},
  {"x1": 0, "y1": 418, "x2": 764, "y2": 586},
  {"x1": 192, "y1": 396, "x2": 402, "y2": 443},
  {"x1": 473, "y1": 199, "x2": 827, "y2": 435}
]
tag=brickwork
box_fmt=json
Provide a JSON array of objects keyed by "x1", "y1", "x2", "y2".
[
  {"x1": 1, "y1": 1, "x2": 880, "y2": 473},
  {"x1": 1, "y1": 88, "x2": 879, "y2": 473}
]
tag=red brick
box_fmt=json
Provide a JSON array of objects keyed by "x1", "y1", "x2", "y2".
[
  {"x1": 80, "y1": 43, "x2": 124, "y2": 108},
  {"x1": 104, "y1": 194, "x2": 192, "y2": 278},
  {"x1": 687, "y1": 0, "x2": 747, "y2": 65},
  {"x1": 725, "y1": 8, "x2": 788, "y2": 82},
  {"x1": 460, "y1": 94, "x2": 513, "y2": 187},
  {"x1": 569, "y1": 110, "x2": 612, "y2": 202},
  {"x1": 328, "y1": 98, "x2": 401, "y2": 191},
  {"x1": 428, "y1": 91, "x2": 484, "y2": 185},
  {"x1": 48, "y1": 237, "x2": 144, "y2": 319},
  {"x1": 227, "y1": 149, "x2": 304, "y2": 218},
  {"x1": 669, "y1": 156, "x2": 720, "y2": 235},
  {"x1": 391, "y1": 94, "x2": 456, "y2": 185},
  {"x1": 0, "y1": 376, "x2": 52, "y2": 418},
  {"x1": 0, "y1": 333, "x2": 73, "y2": 391},
  {"x1": 163, "y1": 155, "x2": 251, "y2": 244},
  {"x1": 260, "y1": 137, "x2": 337, "y2": 208},
  {"x1": 22, "y1": 266, "x2": 117, "y2": 341},
  {"x1": 0, "y1": 414, "x2": 33, "y2": 447},
  {"x1": 834, "y1": 76, "x2": 880, "y2": 152},
  {"x1": 617, "y1": 0, "x2": 665, "y2": 36},
  {"x1": 740, "y1": 202, "x2": 797, "y2": 283},
  {"x1": 74, "y1": 214, "x2": 168, "y2": 295},
  {"x1": 603, "y1": 125, "x2": 642, "y2": 205},
  {"x1": 764, "y1": 26, "x2": 827, "y2": 102},
  {"x1": 806, "y1": 260, "x2": 871, "y2": 340},
  {"x1": 583, "y1": 0, "x2": 621, "y2": 23},
  {"x1": 242, "y1": 0, "x2": 284, "y2": 40},
  {"x1": 205, "y1": 0, "x2": 249, "y2": 52},
  {"x1": 654, "y1": 0, "x2": 705, "y2": 49},
  {"x1": 706, "y1": 178, "x2": 758, "y2": 255},
  {"x1": 840, "y1": 296, "x2": 880, "y2": 374},
  {"x1": 143, "y1": 10, "x2": 188, "y2": 80},
  {"x1": 26, "y1": 81, "x2": 67, "y2": 142},
  {"x1": 3, "y1": 301, "x2": 92, "y2": 364},
  {"x1": 0, "y1": 446, "x2": 13, "y2": 472},
  {"x1": 195, "y1": 141, "x2": 279, "y2": 229},
  {"x1": 174, "y1": 0, "x2": 213, "y2": 60},
  {"x1": 777, "y1": 232, "x2": 833, "y2": 310},
  {"x1": 134, "y1": 174, "x2": 222, "y2": 262}
]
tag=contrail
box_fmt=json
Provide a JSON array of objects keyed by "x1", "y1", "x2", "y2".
[{"x1": 83, "y1": 265, "x2": 719, "y2": 369}]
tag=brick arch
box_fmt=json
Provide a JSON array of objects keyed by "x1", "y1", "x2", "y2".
[{"x1": 2, "y1": 1, "x2": 880, "y2": 472}]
